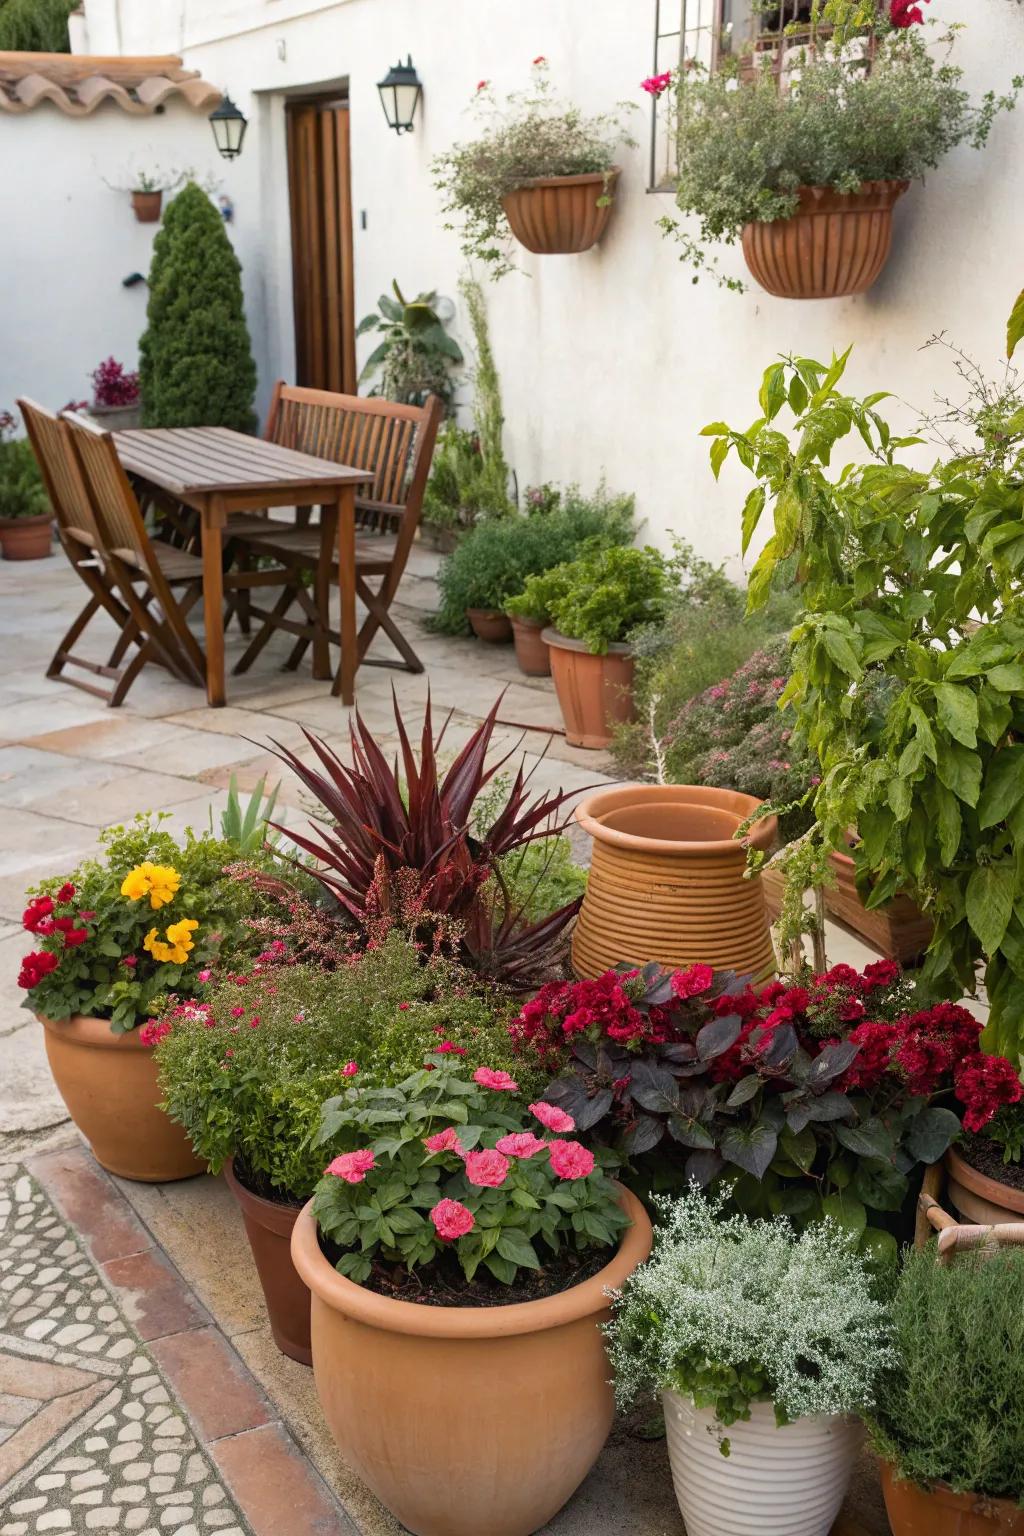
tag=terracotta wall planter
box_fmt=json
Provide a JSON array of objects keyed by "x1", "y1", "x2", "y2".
[
  {"x1": 824, "y1": 846, "x2": 932, "y2": 964},
  {"x1": 741, "y1": 181, "x2": 908, "y2": 299},
  {"x1": 223, "y1": 1159, "x2": 311, "y2": 1365},
  {"x1": 509, "y1": 615, "x2": 550, "y2": 677},
  {"x1": 572, "y1": 784, "x2": 777, "y2": 979},
  {"x1": 0, "y1": 513, "x2": 52, "y2": 561},
  {"x1": 131, "y1": 189, "x2": 163, "y2": 223},
  {"x1": 291, "y1": 1187, "x2": 652, "y2": 1536},
  {"x1": 543, "y1": 628, "x2": 634, "y2": 749},
  {"x1": 944, "y1": 1145, "x2": 1024, "y2": 1228},
  {"x1": 502, "y1": 169, "x2": 619, "y2": 256},
  {"x1": 39, "y1": 1013, "x2": 205, "y2": 1182},
  {"x1": 881, "y1": 1459, "x2": 1024, "y2": 1535},
  {"x1": 466, "y1": 607, "x2": 512, "y2": 644}
]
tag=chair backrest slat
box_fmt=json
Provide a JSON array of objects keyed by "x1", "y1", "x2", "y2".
[
  {"x1": 18, "y1": 399, "x2": 99, "y2": 548},
  {"x1": 61, "y1": 413, "x2": 150, "y2": 559}
]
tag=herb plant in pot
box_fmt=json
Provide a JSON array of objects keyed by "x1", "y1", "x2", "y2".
[
  {"x1": 290, "y1": 1060, "x2": 652, "y2": 1536},
  {"x1": 433, "y1": 61, "x2": 634, "y2": 277},
  {"x1": 0, "y1": 408, "x2": 51, "y2": 560},
  {"x1": 868, "y1": 1244, "x2": 1024, "y2": 1535},
  {"x1": 607, "y1": 1189, "x2": 891, "y2": 1536}
]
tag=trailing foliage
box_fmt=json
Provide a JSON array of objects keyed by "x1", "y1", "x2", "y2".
[
  {"x1": 0, "y1": 410, "x2": 48, "y2": 521},
  {"x1": 357, "y1": 281, "x2": 463, "y2": 412},
  {"x1": 434, "y1": 62, "x2": 635, "y2": 277},
  {"x1": 139, "y1": 182, "x2": 258, "y2": 431},
  {"x1": 508, "y1": 544, "x2": 672, "y2": 655},
  {"x1": 706, "y1": 344, "x2": 1024, "y2": 1057},
  {"x1": 607, "y1": 1188, "x2": 892, "y2": 1437},
  {"x1": 0, "y1": 0, "x2": 75, "y2": 50},
  {"x1": 868, "y1": 1245, "x2": 1024, "y2": 1499}
]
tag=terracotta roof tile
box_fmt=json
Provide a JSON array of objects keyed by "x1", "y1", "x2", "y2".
[{"x1": 0, "y1": 51, "x2": 222, "y2": 116}]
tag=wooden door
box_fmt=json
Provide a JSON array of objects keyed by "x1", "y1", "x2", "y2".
[{"x1": 286, "y1": 97, "x2": 356, "y2": 394}]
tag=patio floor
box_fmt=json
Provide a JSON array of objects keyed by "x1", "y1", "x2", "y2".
[{"x1": 0, "y1": 541, "x2": 888, "y2": 1536}]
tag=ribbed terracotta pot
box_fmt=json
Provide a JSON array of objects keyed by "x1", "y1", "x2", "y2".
[
  {"x1": 664, "y1": 1393, "x2": 862, "y2": 1536},
  {"x1": 543, "y1": 629, "x2": 634, "y2": 749},
  {"x1": 509, "y1": 615, "x2": 551, "y2": 677},
  {"x1": 741, "y1": 181, "x2": 908, "y2": 299},
  {"x1": 825, "y1": 845, "x2": 932, "y2": 964},
  {"x1": 944, "y1": 1145, "x2": 1024, "y2": 1227},
  {"x1": 466, "y1": 607, "x2": 512, "y2": 644},
  {"x1": 572, "y1": 784, "x2": 777, "y2": 979},
  {"x1": 223, "y1": 1160, "x2": 311, "y2": 1365},
  {"x1": 131, "y1": 189, "x2": 163, "y2": 223},
  {"x1": 502, "y1": 169, "x2": 620, "y2": 255},
  {"x1": 39, "y1": 1013, "x2": 205, "y2": 1182},
  {"x1": 881, "y1": 1459, "x2": 1024, "y2": 1535},
  {"x1": 291, "y1": 1187, "x2": 652, "y2": 1536},
  {"x1": 0, "y1": 513, "x2": 52, "y2": 560}
]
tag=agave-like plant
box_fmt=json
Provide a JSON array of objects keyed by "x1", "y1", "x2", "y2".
[{"x1": 263, "y1": 692, "x2": 586, "y2": 984}]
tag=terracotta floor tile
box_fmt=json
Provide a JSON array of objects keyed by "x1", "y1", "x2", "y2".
[
  {"x1": 212, "y1": 1422, "x2": 356, "y2": 1536},
  {"x1": 27, "y1": 1146, "x2": 151, "y2": 1264},
  {"x1": 149, "y1": 1327, "x2": 271, "y2": 1442},
  {"x1": 100, "y1": 1247, "x2": 210, "y2": 1341}
]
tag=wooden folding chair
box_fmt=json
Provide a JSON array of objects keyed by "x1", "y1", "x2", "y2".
[
  {"x1": 229, "y1": 385, "x2": 443, "y2": 689},
  {"x1": 61, "y1": 413, "x2": 208, "y2": 700}
]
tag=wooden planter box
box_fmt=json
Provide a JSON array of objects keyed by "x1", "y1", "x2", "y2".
[{"x1": 762, "y1": 848, "x2": 932, "y2": 965}]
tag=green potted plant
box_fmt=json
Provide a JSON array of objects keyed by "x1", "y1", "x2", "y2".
[
  {"x1": 156, "y1": 932, "x2": 532, "y2": 1363},
  {"x1": 607, "y1": 1188, "x2": 891, "y2": 1536},
  {"x1": 289, "y1": 1059, "x2": 652, "y2": 1536},
  {"x1": 421, "y1": 422, "x2": 511, "y2": 549},
  {"x1": 433, "y1": 61, "x2": 634, "y2": 278},
  {"x1": 357, "y1": 280, "x2": 463, "y2": 412},
  {"x1": 867, "y1": 1244, "x2": 1024, "y2": 1535},
  {"x1": 666, "y1": 11, "x2": 1019, "y2": 298},
  {"x1": 0, "y1": 408, "x2": 51, "y2": 560}
]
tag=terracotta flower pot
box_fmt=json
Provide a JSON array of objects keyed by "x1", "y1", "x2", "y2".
[
  {"x1": 944, "y1": 1145, "x2": 1024, "y2": 1227},
  {"x1": 502, "y1": 169, "x2": 620, "y2": 256},
  {"x1": 39, "y1": 1013, "x2": 205, "y2": 1182},
  {"x1": 87, "y1": 402, "x2": 143, "y2": 432},
  {"x1": 572, "y1": 784, "x2": 777, "y2": 979},
  {"x1": 824, "y1": 844, "x2": 932, "y2": 964},
  {"x1": 466, "y1": 607, "x2": 513, "y2": 644},
  {"x1": 543, "y1": 628, "x2": 634, "y2": 749},
  {"x1": 131, "y1": 189, "x2": 163, "y2": 223},
  {"x1": 223, "y1": 1159, "x2": 311, "y2": 1365},
  {"x1": 290, "y1": 1187, "x2": 653, "y2": 1536},
  {"x1": 509, "y1": 615, "x2": 551, "y2": 677},
  {"x1": 881, "y1": 1459, "x2": 1024, "y2": 1535},
  {"x1": 0, "y1": 513, "x2": 52, "y2": 561},
  {"x1": 741, "y1": 181, "x2": 909, "y2": 299}
]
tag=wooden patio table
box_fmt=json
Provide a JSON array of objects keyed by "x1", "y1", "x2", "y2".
[{"x1": 114, "y1": 426, "x2": 372, "y2": 707}]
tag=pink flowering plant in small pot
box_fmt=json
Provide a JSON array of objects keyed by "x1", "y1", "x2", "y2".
[{"x1": 312, "y1": 1058, "x2": 628, "y2": 1288}]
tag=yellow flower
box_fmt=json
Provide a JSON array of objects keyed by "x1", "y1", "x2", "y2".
[
  {"x1": 121, "y1": 862, "x2": 181, "y2": 910},
  {"x1": 143, "y1": 918, "x2": 198, "y2": 966}
]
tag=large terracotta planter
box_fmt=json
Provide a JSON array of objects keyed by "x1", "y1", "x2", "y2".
[
  {"x1": 543, "y1": 628, "x2": 634, "y2": 749},
  {"x1": 664, "y1": 1393, "x2": 862, "y2": 1536},
  {"x1": 502, "y1": 169, "x2": 620, "y2": 256},
  {"x1": 509, "y1": 615, "x2": 551, "y2": 677},
  {"x1": 741, "y1": 181, "x2": 908, "y2": 299},
  {"x1": 824, "y1": 845, "x2": 932, "y2": 964},
  {"x1": 944, "y1": 1145, "x2": 1024, "y2": 1227},
  {"x1": 881, "y1": 1459, "x2": 1024, "y2": 1535},
  {"x1": 466, "y1": 607, "x2": 512, "y2": 644},
  {"x1": 291, "y1": 1187, "x2": 653, "y2": 1536},
  {"x1": 0, "y1": 513, "x2": 52, "y2": 561},
  {"x1": 39, "y1": 1013, "x2": 205, "y2": 1182},
  {"x1": 572, "y1": 784, "x2": 777, "y2": 979},
  {"x1": 223, "y1": 1159, "x2": 311, "y2": 1365}
]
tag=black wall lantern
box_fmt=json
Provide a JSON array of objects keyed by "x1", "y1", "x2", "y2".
[
  {"x1": 377, "y1": 56, "x2": 422, "y2": 134},
  {"x1": 209, "y1": 93, "x2": 248, "y2": 159}
]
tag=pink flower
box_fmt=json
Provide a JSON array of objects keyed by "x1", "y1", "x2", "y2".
[
  {"x1": 138, "y1": 1019, "x2": 172, "y2": 1047},
  {"x1": 424, "y1": 1127, "x2": 465, "y2": 1155},
  {"x1": 532, "y1": 55, "x2": 547, "y2": 65},
  {"x1": 324, "y1": 1149, "x2": 375, "y2": 1183},
  {"x1": 341, "y1": 1061, "x2": 359, "y2": 1077},
  {"x1": 464, "y1": 1148, "x2": 511, "y2": 1187},
  {"x1": 495, "y1": 1132, "x2": 548, "y2": 1159},
  {"x1": 530, "y1": 1101, "x2": 575, "y2": 1133},
  {"x1": 198, "y1": 969, "x2": 212, "y2": 983},
  {"x1": 641, "y1": 70, "x2": 672, "y2": 97},
  {"x1": 434, "y1": 1041, "x2": 467, "y2": 1055},
  {"x1": 671, "y1": 963, "x2": 715, "y2": 1000},
  {"x1": 398, "y1": 1002, "x2": 410, "y2": 1011},
  {"x1": 230, "y1": 1006, "x2": 245, "y2": 1018},
  {"x1": 548, "y1": 1140, "x2": 596, "y2": 1180},
  {"x1": 476, "y1": 79, "x2": 488, "y2": 92},
  {"x1": 473, "y1": 1067, "x2": 518, "y2": 1092},
  {"x1": 431, "y1": 1199, "x2": 475, "y2": 1241}
]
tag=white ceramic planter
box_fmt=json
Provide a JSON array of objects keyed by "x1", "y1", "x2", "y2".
[{"x1": 662, "y1": 1391, "x2": 862, "y2": 1536}]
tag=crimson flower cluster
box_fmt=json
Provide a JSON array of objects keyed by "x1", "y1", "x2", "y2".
[{"x1": 19, "y1": 885, "x2": 92, "y2": 990}]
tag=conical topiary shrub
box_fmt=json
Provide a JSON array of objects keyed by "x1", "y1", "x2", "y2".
[{"x1": 139, "y1": 181, "x2": 258, "y2": 431}]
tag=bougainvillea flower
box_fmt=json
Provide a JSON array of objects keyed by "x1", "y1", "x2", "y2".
[
  {"x1": 890, "y1": 0, "x2": 929, "y2": 24},
  {"x1": 641, "y1": 70, "x2": 672, "y2": 97},
  {"x1": 530, "y1": 1101, "x2": 575, "y2": 1133},
  {"x1": 324, "y1": 1149, "x2": 376, "y2": 1183},
  {"x1": 430, "y1": 1198, "x2": 475, "y2": 1240}
]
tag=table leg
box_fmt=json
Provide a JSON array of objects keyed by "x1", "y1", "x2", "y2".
[
  {"x1": 312, "y1": 502, "x2": 336, "y2": 683},
  {"x1": 202, "y1": 498, "x2": 227, "y2": 708},
  {"x1": 332, "y1": 485, "x2": 357, "y2": 704}
]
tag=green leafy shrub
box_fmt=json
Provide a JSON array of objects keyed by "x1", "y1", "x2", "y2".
[
  {"x1": 607, "y1": 1188, "x2": 892, "y2": 1438},
  {"x1": 156, "y1": 934, "x2": 536, "y2": 1200},
  {"x1": 0, "y1": 411, "x2": 48, "y2": 521},
  {"x1": 473, "y1": 775, "x2": 588, "y2": 922},
  {"x1": 357, "y1": 281, "x2": 463, "y2": 412},
  {"x1": 0, "y1": 0, "x2": 75, "y2": 50},
  {"x1": 422, "y1": 422, "x2": 512, "y2": 534},
  {"x1": 510, "y1": 544, "x2": 670, "y2": 655},
  {"x1": 433, "y1": 62, "x2": 635, "y2": 278},
  {"x1": 432, "y1": 483, "x2": 635, "y2": 634},
  {"x1": 139, "y1": 182, "x2": 258, "y2": 431},
  {"x1": 868, "y1": 1245, "x2": 1024, "y2": 1499}
]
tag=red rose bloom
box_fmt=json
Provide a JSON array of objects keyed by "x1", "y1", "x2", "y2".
[
  {"x1": 23, "y1": 896, "x2": 54, "y2": 933},
  {"x1": 56, "y1": 882, "x2": 77, "y2": 903}
]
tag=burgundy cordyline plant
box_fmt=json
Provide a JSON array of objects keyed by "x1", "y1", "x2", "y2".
[{"x1": 263, "y1": 692, "x2": 587, "y2": 985}]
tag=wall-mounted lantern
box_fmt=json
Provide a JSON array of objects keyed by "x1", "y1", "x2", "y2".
[
  {"x1": 377, "y1": 56, "x2": 423, "y2": 134},
  {"x1": 209, "y1": 93, "x2": 248, "y2": 159}
]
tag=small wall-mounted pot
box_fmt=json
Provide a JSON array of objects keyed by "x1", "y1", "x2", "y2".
[{"x1": 131, "y1": 189, "x2": 163, "y2": 223}]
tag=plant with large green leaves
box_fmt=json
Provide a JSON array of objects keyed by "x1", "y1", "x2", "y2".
[
  {"x1": 357, "y1": 281, "x2": 463, "y2": 412},
  {"x1": 705, "y1": 344, "x2": 1024, "y2": 1058}
]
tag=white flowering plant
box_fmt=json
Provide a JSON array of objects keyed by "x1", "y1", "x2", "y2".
[{"x1": 605, "y1": 1188, "x2": 892, "y2": 1445}]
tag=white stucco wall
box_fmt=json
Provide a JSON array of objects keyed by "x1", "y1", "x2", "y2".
[{"x1": 22, "y1": 0, "x2": 1024, "y2": 570}]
